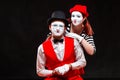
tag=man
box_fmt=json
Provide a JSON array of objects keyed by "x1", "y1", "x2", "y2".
[{"x1": 36, "y1": 10, "x2": 86, "y2": 80}]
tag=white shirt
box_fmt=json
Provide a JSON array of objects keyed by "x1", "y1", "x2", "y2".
[{"x1": 36, "y1": 37, "x2": 86, "y2": 77}]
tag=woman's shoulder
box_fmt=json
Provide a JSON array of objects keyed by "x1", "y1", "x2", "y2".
[{"x1": 80, "y1": 32, "x2": 93, "y2": 39}]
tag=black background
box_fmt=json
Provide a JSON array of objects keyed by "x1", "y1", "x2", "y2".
[{"x1": 0, "y1": 0, "x2": 120, "y2": 80}]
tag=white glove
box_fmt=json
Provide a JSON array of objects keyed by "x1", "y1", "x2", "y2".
[
  {"x1": 55, "y1": 64, "x2": 70, "y2": 75},
  {"x1": 54, "y1": 66, "x2": 64, "y2": 75},
  {"x1": 66, "y1": 33, "x2": 84, "y2": 43}
]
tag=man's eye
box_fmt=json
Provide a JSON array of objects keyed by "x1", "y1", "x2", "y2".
[
  {"x1": 59, "y1": 25, "x2": 64, "y2": 27},
  {"x1": 52, "y1": 24, "x2": 57, "y2": 26}
]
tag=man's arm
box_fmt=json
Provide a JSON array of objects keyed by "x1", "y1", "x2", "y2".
[
  {"x1": 70, "y1": 39, "x2": 86, "y2": 70},
  {"x1": 36, "y1": 45, "x2": 53, "y2": 77}
]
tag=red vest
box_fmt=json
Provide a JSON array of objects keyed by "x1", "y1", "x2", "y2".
[{"x1": 42, "y1": 37, "x2": 84, "y2": 78}]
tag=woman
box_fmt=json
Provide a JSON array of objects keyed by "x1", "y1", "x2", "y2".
[{"x1": 66, "y1": 4, "x2": 96, "y2": 55}]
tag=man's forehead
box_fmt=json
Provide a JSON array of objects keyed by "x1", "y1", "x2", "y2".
[{"x1": 51, "y1": 21, "x2": 64, "y2": 25}]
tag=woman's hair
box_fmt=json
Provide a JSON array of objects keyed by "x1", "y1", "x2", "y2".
[{"x1": 83, "y1": 17, "x2": 94, "y2": 36}]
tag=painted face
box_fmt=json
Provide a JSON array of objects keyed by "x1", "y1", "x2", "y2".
[
  {"x1": 71, "y1": 11, "x2": 83, "y2": 26},
  {"x1": 50, "y1": 21, "x2": 65, "y2": 37}
]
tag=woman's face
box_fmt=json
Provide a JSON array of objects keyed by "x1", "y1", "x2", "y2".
[
  {"x1": 50, "y1": 21, "x2": 65, "y2": 37},
  {"x1": 71, "y1": 11, "x2": 83, "y2": 26}
]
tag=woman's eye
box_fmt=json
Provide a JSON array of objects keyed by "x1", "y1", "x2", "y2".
[
  {"x1": 72, "y1": 15, "x2": 75, "y2": 17},
  {"x1": 77, "y1": 15, "x2": 80, "y2": 18}
]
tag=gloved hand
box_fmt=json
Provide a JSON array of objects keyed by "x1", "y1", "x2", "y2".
[
  {"x1": 66, "y1": 32, "x2": 84, "y2": 43},
  {"x1": 54, "y1": 64, "x2": 71, "y2": 75}
]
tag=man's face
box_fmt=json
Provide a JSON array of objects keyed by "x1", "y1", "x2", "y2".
[
  {"x1": 71, "y1": 11, "x2": 83, "y2": 26},
  {"x1": 50, "y1": 21, "x2": 65, "y2": 37}
]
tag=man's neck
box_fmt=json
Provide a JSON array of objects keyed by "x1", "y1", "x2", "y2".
[{"x1": 52, "y1": 35, "x2": 64, "y2": 40}]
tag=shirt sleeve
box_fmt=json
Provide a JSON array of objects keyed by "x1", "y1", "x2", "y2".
[
  {"x1": 36, "y1": 44, "x2": 53, "y2": 77},
  {"x1": 70, "y1": 39, "x2": 87, "y2": 70},
  {"x1": 81, "y1": 33, "x2": 96, "y2": 53}
]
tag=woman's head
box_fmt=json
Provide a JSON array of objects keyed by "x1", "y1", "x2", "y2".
[
  {"x1": 69, "y1": 4, "x2": 89, "y2": 26},
  {"x1": 71, "y1": 11, "x2": 84, "y2": 26},
  {"x1": 69, "y1": 4, "x2": 94, "y2": 36},
  {"x1": 69, "y1": 4, "x2": 89, "y2": 18}
]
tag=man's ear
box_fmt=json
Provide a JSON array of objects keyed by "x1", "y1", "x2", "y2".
[
  {"x1": 49, "y1": 25, "x2": 51, "y2": 31},
  {"x1": 64, "y1": 26, "x2": 67, "y2": 30}
]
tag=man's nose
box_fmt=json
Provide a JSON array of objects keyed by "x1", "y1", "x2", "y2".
[{"x1": 56, "y1": 26, "x2": 60, "y2": 29}]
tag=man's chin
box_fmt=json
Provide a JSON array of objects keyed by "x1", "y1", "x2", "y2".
[{"x1": 53, "y1": 35, "x2": 63, "y2": 39}]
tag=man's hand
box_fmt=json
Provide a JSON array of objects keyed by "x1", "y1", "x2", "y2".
[{"x1": 53, "y1": 64, "x2": 72, "y2": 76}]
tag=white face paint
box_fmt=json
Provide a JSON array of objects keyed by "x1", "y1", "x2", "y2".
[
  {"x1": 50, "y1": 21, "x2": 65, "y2": 37},
  {"x1": 71, "y1": 11, "x2": 83, "y2": 26}
]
